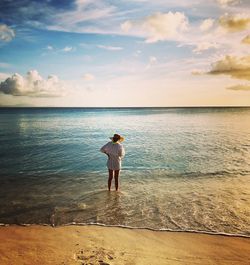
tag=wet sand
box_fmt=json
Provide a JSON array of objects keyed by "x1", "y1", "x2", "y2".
[{"x1": 0, "y1": 225, "x2": 249, "y2": 265}]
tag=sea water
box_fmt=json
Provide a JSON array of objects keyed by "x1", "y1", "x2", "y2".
[{"x1": 0, "y1": 107, "x2": 249, "y2": 236}]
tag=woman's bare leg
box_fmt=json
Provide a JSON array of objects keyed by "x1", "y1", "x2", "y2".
[
  {"x1": 114, "y1": 170, "x2": 120, "y2": 191},
  {"x1": 108, "y1": 169, "x2": 113, "y2": 191}
]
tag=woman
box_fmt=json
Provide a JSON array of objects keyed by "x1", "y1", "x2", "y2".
[{"x1": 100, "y1": 134, "x2": 125, "y2": 191}]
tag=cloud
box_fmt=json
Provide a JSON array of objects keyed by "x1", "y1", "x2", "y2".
[
  {"x1": 62, "y1": 46, "x2": 74, "y2": 52},
  {"x1": 208, "y1": 55, "x2": 250, "y2": 80},
  {"x1": 0, "y1": 70, "x2": 65, "y2": 97},
  {"x1": 0, "y1": 24, "x2": 15, "y2": 42},
  {"x1": 241, "y1": 35, "x2": 250, "y2": 44},
  {"x1": 0, "y1": 0, "x2": 120, "y2": 36},
  {"x1": 217, "y1": 0, "x2": 239, "y2": 6},
  {"x1": 192, "y1": 42, "x2": 219, "y2": 54},
  {"x1": 121, "y1": 12, "x2": 189, "y2": 43},
  {"x1": 0, "y1": 72, "x2": 10, "y2": 80},
  {"x1": 47, "y1": 45, "x2": 54, "y2": 50},
  {"x1": 226, "y1": 84, "x2": 250, "y2": 91},
  {"x1": 219, "y1": 14, "x2": 250, "y2": 32},
  {"x1": 133, "y1": 50, "x2": 142, "y2": 57},
  {"x1": 44, "y1": 45, "x2": 74, "y2": 53},
  {"x1": 97, "y1": 45, "x2": 123, "y2": 51},
  {"x1": 121, "y1": 21, "x2": 132, "y2": 32},
  {"x1": 49, "y1": 1, "x2": 116, "y2": 33},
  {"x1": 200, "y1": 19, "x2": 214, "y2": 32},
  {"x1": 191, "y1": 70, "x2": 204, "y2": 75},
  {"x1": 83, "y1": 73, "x2": 95, "y2": 81},
  {"x1": 149, "y1": 56, "x2": 157, "y2": 64},
  {"x1": 0, "y1": 62, "x2": 11, "y2": 68},
  {"x1": 146, "y1": 56, "x2": 157, "y2": 69}
]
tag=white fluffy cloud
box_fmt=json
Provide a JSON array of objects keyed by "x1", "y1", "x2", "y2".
[
  {"x1": 121, "y1": 12, "x2": 189, "y2": 43},
  {"x1": 200, "y1": 19, "x2": 214, "y2": 32},
  {"x1": 193, "y1": 42, "x2": 219, "y2": 54},
  {"x1": 0, "y1": 24, "x2": 15, "y2": 42},
  {"x1": 62, "y1": 46, "x2": 73, "y2": 52},
  {"x1": 0, "y1": 70, "x2": 65, "y2": 97}
]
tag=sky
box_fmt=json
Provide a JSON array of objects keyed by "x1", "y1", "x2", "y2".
[{"x1": 0, "y1": 0, "x2": 250, "y2": 107}]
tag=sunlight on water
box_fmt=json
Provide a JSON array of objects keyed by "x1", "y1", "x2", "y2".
[{"x1": 0, "y1": 108, "x2": 250, "y2": 236}]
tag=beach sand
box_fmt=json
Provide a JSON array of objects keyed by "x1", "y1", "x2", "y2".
[{"x1": 0, "y1": 225, "x2": 249, "y2": 265}]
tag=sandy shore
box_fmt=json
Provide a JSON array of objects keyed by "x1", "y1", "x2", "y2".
[{"x1": 0, "y1": 225, "x2": 249, "y2": 265}]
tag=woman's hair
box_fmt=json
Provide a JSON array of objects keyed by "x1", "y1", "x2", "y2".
[
  {"x1": 112, "y1": 134, "x2": 120, "y2": 142},
  {"x1": 113, "y1": 136, "x2": 119, "y2": 142}
]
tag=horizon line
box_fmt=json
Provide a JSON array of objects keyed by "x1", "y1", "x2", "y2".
[{"x1": 0, "y1": 106, "x2": 250, "y2": 108}]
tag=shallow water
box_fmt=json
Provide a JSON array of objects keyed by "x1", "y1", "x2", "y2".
[{"x1": 0, "y1": 107, "x2": 250, "y2": 236}]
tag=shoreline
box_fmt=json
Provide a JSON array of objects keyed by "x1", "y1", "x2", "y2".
[
  {"x1": 0, "y1": 224, "x2": 250, "y2": 265},
  {"x1": 1, "y1": 222, "x2": 250, "y2": 239}
]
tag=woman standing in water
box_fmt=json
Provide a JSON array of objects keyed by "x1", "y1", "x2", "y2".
[{"x1": 100, "y1": 134, "x2": 125, "y2": 191}]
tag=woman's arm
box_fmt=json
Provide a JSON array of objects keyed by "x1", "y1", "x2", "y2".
[
  {"x1": 100, "y1": 143, "x2": 110, "y2": 157},
  {"x1": 100, "y1": 143, "x2": 108, "y2": 153}
]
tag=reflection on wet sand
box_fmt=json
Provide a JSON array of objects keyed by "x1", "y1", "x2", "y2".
[{"x1": 52, "y1": 190, "x2": 126, "y2": 226}]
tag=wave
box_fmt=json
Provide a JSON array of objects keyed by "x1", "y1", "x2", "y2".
[
  {"x1": 1, "y1": 222, "x2": 250, "y2": 239},
  {"x1": 121, "y1": 168, "x2": 250, "y2": 177}
]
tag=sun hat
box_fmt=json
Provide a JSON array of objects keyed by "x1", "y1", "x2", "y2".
[{"x1": 109, "y1": 133, "x2": 124, "y2": 143}]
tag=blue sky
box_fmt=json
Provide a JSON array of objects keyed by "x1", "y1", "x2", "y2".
[{"x1": 0, "y1": 0, "x2": 250, "y2": 106}]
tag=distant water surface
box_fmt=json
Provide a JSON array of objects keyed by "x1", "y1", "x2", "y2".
[{"x1": 0, "y1": 107, "x2": 249, "y2": 236}]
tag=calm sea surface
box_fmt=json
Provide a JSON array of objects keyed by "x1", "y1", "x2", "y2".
[{"x1": 0, "y1": 107, "x2": 249, "y2": 236}]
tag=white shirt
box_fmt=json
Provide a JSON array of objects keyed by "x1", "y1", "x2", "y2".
[{"x1": 100, "y1": 141, "x2": 125, "y2": 170}]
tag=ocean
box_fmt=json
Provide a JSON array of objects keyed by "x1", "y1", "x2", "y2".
[{"x1": 0, "y1": 107, "x2": 249, "y2": 236}]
